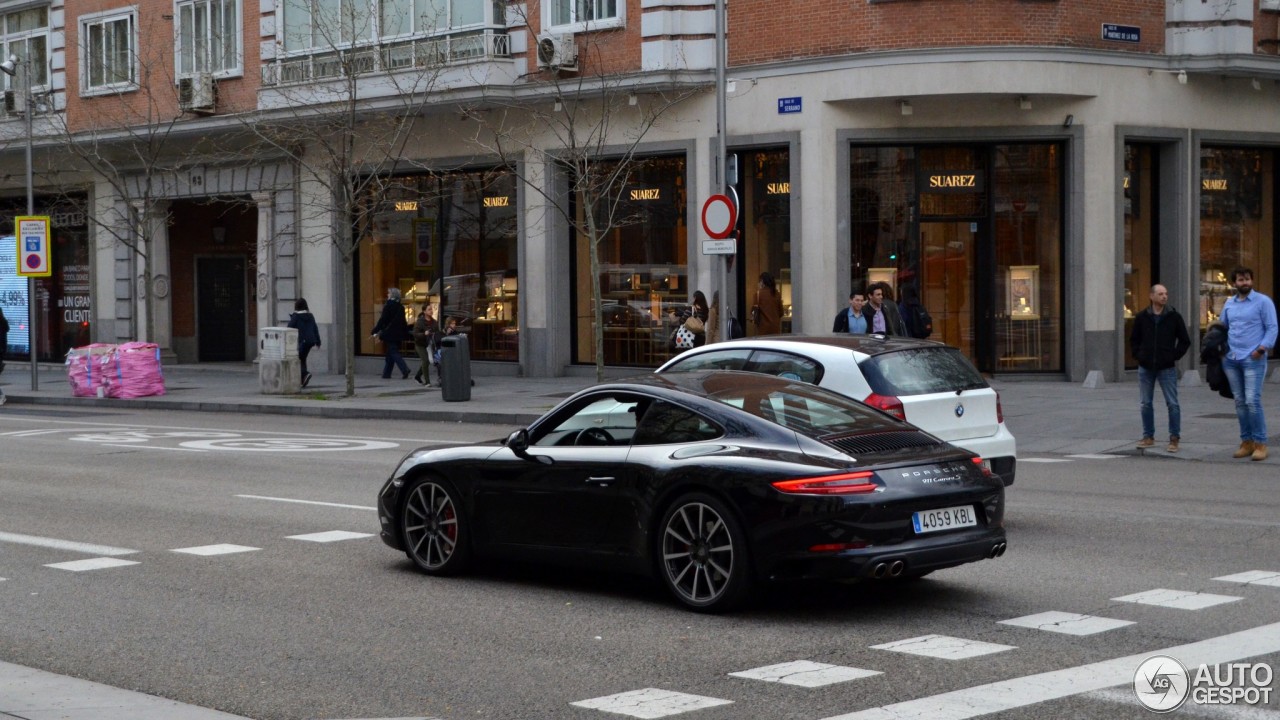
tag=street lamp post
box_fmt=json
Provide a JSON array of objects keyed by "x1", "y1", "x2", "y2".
[{"x1": 1, "y1": 53, "x2": 39, "y2": 391}]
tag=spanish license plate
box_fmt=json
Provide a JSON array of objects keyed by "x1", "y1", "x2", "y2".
[{"x1": 912, "y1": 504, "x2": 978, "y2": 534}]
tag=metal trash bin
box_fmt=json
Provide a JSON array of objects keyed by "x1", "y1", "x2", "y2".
[{"x1": 439, "y1": 334, "x2": 472, "y2": 402}]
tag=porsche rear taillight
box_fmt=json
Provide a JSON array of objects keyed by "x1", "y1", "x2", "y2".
[
  {"x1": 863, "y1": 392, "x2": 905, "y2": 421},
  {"x1": 972, "y1": 457, "x2": 992, "y2": 477},
  {"x1": 772, "y1": 471, "x2": 878, "y2": 495}
]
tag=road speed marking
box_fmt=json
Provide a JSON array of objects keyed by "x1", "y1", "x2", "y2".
[{"x1": 179, "y1": 438, "x2": 399, "y2": 452}]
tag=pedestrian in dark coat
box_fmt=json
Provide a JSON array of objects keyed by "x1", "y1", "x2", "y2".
[
  {"x1": 1128, "y1": 284, "x2": 1191, "y2": 451},
  {"x1": 1201, "y1": 322, "x2": 1232, "y2": 400},
  {"x1": 287, "y1": 298, "x2": 322, "y2": 389},
  {"x1": 370, "y1": 288, "x2": 411, "y2": 379},
  {"x1": 412, "y1": 305, "x2": 439, "y2": 387}
]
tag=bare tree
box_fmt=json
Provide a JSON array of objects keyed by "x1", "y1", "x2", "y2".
[
  {"x1": 234, "y1": 0, "x2": 454, "y2": 396},
  {"x1": 461, "y1": 21, "x2": 702, "y2": 381},
  {"x1": 45, "y1": 13, "x2": 199, "y2": 347}
]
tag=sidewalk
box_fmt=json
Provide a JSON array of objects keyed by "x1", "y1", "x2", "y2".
[{"x1": 1, "y1": 364, "x2": 1275, "y2": 718}]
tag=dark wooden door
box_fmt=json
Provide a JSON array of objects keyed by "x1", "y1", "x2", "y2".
[{"x1": 197, "y1": 257, "x2": 246, "y2": 361}]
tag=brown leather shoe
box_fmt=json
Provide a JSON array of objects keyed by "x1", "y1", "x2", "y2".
[
  {"x1": 1167, "y1": 437, "x2": 1179, "y2": 453},
  {"x1": 1252, "y1": 444, "x2": 1269, "y2": 461},
  {"x1": 1137, "y1": 437, "x2": 1154, "y2": 448},
  {"x1": 1233, "y1": 440, "x2": 1256, "y2": 459}
]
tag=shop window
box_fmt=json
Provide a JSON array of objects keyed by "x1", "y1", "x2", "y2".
[
  {"x1": 356, "y1": 168, "x2": 519, "y2": 362},
  {"x1": 993, "y1": 143, "x2": 1062, "y2": 372},
  {"x1": 1123, "y1": 144, "x2": 1158, "y2": 370},
  {"x1": 1199, "y1": 148, "x2": 1275, "y2": 332},
  {"x1": 742, "y1": 148, "x2": 792, "y2": 335},
  {"x1": 573, "y1": 155, "x2": 687, "y2": 367}
]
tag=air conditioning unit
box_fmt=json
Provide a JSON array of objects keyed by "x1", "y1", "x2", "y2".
[
  {"x1": 178, "y1": 73, "x2": 216, "y2": 113},
  {"x1": 3, "y1": 89, "x2": 25, "y2": 114},
  {"x1": 536, "y1": 33, "x2": 578, "y2": 70},
  {"x1": 1263, "y1": 0, "x2": 1280, "y2": 12}
]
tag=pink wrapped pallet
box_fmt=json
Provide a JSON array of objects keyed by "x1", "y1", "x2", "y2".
[
  {"x1": 66, "y1": 343, "x2": 117, "y2": 398},
  {"x1": 108, "y1": 342, "x2": 166, "y2": 398}
]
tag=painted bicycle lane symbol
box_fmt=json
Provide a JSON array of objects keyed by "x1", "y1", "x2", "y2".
[{"x1": 69, "y1": 430, "x2": 398, "y2": 452}]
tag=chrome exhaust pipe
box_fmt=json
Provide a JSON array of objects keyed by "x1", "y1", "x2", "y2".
[
  {"x1": 997, "y1": 542, "x2": 1007, "y2": 557},
  {"x1": 872, "y1": 562, "x2": 888, "y2": 579},
  {"x1": 989, "y1": 544, "x2": 1000, "y2": 558},
  {"x1": 888, "y1": 560, "x2": 905, "y2": 577}
]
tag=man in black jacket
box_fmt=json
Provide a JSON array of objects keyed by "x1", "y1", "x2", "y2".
[
  {"x1": 1129, "y1": 284, "x2": 1191, "y2": 452},
  {"x1": 370, "y1": 288, "x2": 411, "y2": 380}
]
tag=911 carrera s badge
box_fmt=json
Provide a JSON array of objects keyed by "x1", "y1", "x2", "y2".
[{"x1": 954, "y1": 403, "x2": 965, "y2": 418}]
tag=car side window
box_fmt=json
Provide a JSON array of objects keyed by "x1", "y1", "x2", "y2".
[
  {"x1": 632, "y1": 401, "x2": 722, "y2": 445},
  {"x1": 663, "y1": 349, "x2": 752, "y2": 372},
  {"x1": 745, "y1": 350, "x2": 823, "y2": 385},
  {"x1": 532, "y1": 395, "x2": 643, "y2": 447}
]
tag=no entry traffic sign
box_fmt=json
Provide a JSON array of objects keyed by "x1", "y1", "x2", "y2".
[{"x1": 701, "y1": 194, "x2": 736, "y2": 239}]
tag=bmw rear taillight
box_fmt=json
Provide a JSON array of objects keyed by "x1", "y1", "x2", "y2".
[
  {"x1": 996, "y1": 392, "x2": 1004, "y2": 423},
  {"x1": 863, "y1": 392, "x2": 905, "y2": 421},
  {"x1": 772, "y1": 471, "x2": 879, "y2": 495}
]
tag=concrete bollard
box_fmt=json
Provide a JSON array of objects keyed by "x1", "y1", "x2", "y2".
[{"x1": 1082, "y1": 370, "x2": 1106, "y2": 389}]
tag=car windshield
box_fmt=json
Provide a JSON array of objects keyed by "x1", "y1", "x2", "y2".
[
  {"x1": 704, "y1": 381, "x2": 898, "y2": 436},
  {"x1": 859, "y1": 347, "x2": 988, "y2": 396}
]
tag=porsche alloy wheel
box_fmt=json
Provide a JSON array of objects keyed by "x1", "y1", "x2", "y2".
[
  {"x1": 659, "y1": 494, "x2": 751, "y2": 612},
  {"x1": 402, "y1": 477, "x2": 470, "y2": 575}
]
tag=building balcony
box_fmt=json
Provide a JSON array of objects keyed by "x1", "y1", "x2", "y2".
[{"x1": 261, "y1": 29, "x2": 513, "y2": 88}]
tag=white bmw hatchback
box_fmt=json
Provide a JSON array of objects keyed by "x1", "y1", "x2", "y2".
[{"x1": 656, "y1": 334, "x2": 1017, "y2": 485}]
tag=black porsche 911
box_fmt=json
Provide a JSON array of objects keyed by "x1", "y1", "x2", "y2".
[{"x1": 377, "y1": 370, "x2": 1007, "y2": 612}]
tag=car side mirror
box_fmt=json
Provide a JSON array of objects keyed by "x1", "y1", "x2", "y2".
[
  {"x1": 506, "y1": 429, "x2": 552, "y2": 465},
  {"x1": 506, "y1": 429, "x2": 530, "y2": 453}
]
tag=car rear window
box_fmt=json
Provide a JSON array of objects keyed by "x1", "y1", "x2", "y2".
[
  {"x1": 663, "y1": 349, "x2": 752, "y2": 372},
  {"x1": 708, "y1": 382, "x2": 899, "y2": 436},
  {"x1": 859, "y1": 347, "x2": 988, "y2": 396}
]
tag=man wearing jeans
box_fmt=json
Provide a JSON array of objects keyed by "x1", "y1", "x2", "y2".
[
  {"x1": 1130, "y1": 284, "x2": 1191, "y2": 452},
  {"x1": 1220, "y1": 267, "x2": 1278, "y2": 461}
]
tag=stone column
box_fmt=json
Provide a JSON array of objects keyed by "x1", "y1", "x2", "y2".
[
  {"x1": 131, "y1": 199, "x2": 175, "y2": 361},
  {"x1": 252, "y1": 192, "x2": 277, "y2": 353}
]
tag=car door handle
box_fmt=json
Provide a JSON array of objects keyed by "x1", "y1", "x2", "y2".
[{"x1": 586, "y1": 476, "x2": 615, "y2": 485}]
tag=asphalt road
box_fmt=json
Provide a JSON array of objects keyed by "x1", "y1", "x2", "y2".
[{"x1": 1, "y1": 406, "x2": 1277, "y2": 720}]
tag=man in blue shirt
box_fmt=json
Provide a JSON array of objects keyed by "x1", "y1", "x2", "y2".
[
  {"x1": 1220, "y1": 267, "x2": 1278, "y2": 461},
  {"x1": 832, "y1": 290, "x2": 869, "y2": 334}
]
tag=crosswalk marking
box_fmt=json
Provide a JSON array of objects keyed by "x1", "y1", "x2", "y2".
[
  {"x1": 999, "y1": 611, "x2": 1135, "y2": 636},
  {"x1": 570, "y1": 688, "x2": 732, "y2": 718},
  {"x1": 1112, "y1": 588, "x2": 1244, "y2": 610},
  {"x1": 45, "y1": 557, "x2": 141, "y2": 572},
  {"x1": 821, "y1": 622, "x2": 1280, "y2": 720},
  {"x1": 870, "y1": 634, "x2": 1015, "y2": 660},
  {"x1": 729, "y1": 660, "x2": 881, "y2": 687},
  {"x1": 1214, "y1": 570, "x2": 1280, "y2": 587},
  {"x1": 286, "y1": 530, "x2": 375, "y2": 543},
  {"x1": 171, "y1": 544, "x2": 261, "y2": 556}
]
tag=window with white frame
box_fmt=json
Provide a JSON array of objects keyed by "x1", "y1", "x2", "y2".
[
  {"x1": 81, "y1": 9, "x2": 137, "y2": 92},
  {"x1": 282, "y1": 0, "x2": 486, "y2": 53},
  {"x1": 177, "y1": 0, "x2": 240, "y2": 76},
  {"x1": 548, "y1": 0, "x2": 619, "y2": 29},
  {"x1": 1, "y1": 6, "x2": 49, "y2": 90}
]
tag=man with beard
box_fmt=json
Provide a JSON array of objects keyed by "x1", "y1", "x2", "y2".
[{"x1": 1219, "y1": 267, "x2": 1278, "y2": 461}]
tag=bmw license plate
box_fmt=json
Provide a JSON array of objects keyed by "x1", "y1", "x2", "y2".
[{"x1": 912, "y1": 505, "x2": 978, "y2": 534}]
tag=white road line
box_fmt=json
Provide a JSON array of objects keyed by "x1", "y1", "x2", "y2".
[
  {"x1": 729, "y1": 660, "x2": 881, "y2": 687},
  {"x1": 999, "y1": 611, "x2": 1135, "y2": 636},
  {"x1": 101, "y1": 443, "x2": 208, "y2": 452},
  {"x1": 45, "y1": 557, "x2": 141, "y2": 572},
  {"x1": 0, "y1": 531, "x2": 138, "y2": 556},
  {"x1": 1085, "y1": 688, "x2": 1280, "y2": 719},
  {"x1": 1019, "y1": 458, "x2": 1073, "y2": 463},
  {"x1": 236, "y1": 494, "x2": 376, "y2": 511},
  {"x1": 171, "y1": 544, "x2": 261, "y2": 556},
  {"x1": 1214, "y1": 570, "x2": 1280, "y2": 587},
  {"x1": 1064, "y1": 453, "x2": 1120, "y2": 460},
  {"x1": 571, "y1": 688, "x2": 732, "y2": 718},
  {"x1": 1112, "y1": 588, "x2": 1243, "y2": 610},
  {"x1": 822, "y1": 622, "x2": 1280, "y2": 720},
  {"x1": 286, "y1": 530, "x2": 374, "y2": 543},
  {"x1": 870, "y1": 634, "x2": 1016, "y2": 660}
]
